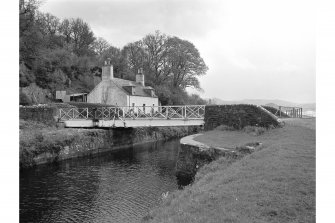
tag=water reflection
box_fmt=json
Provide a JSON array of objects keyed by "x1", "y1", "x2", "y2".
[{"x1": 20, "y1": 139, "x2": 181, "y2": 223}]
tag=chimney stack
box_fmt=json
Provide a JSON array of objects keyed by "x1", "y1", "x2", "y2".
[
  {"x1": 136, "y1": 68, "x2": 145, "y2": 86},
  {"x1": 102, "y1": 59, "x2": 113, "y2": 81}
]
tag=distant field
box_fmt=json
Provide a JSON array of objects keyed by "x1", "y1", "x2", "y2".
[{"x1": 145, "y1": 118, "x2": 315, "y2": 223}]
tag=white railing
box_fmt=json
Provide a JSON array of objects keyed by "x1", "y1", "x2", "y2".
[{"x1": 59, "y1": 105, "x2": 205, "y2": 121}]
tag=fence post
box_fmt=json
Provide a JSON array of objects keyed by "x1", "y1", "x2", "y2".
[
  {"x1": 86, "y1": 108, "x2": 88, "y2": 119},
  {"x1": 166, "y1": 107, "x2": 168, "y2": 119},
  {"x1": 184, "y1": 105, "x2": 186, "y2": 119}
]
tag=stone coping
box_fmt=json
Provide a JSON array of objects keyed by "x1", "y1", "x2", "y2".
[{"x1": 180, "y1": 133, "x2": 230, "y2": 151}]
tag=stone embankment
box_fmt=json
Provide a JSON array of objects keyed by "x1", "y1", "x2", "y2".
[
  {"x1": 20, "y1": 122, "x2": 200, "y2": 168},
  {"x1": 176, "y1": 133, "x2": 262, "y2": 186}
]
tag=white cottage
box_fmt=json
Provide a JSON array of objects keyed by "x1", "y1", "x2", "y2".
[{"x1": 87, "y1": 61, "x2": 159, "y2": 108}]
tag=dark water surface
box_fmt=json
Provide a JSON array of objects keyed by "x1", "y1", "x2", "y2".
[{"x1": 20, "y1": 139, "x2": 182, "y2": 223}]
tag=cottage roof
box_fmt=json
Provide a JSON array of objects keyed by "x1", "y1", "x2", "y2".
[{"x1": 111, "y1": 78, "x2": 157, "y2": 97}]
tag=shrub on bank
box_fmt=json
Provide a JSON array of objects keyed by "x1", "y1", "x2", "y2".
[
  {"x1": 19, "y1": 119, "x2": 51, "y2": 130},
  {"x1": 243, "y1": 125, "x2": 266, "y2": 136},
  {"x1": 20, "y1": 92, "x2": 32, "y2": 106},
  {"x1": 19, "y1": 106, "x2": 58, "y2": 126},
  {"x1": 215, "y1": 125, "x2": 236, "y2": 131}
]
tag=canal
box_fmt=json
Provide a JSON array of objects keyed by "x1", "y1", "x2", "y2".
[{"x1": 20, "y1": 139, "x2": 184, "y2": 223}]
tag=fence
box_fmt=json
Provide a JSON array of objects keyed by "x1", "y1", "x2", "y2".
[
  {"x1": 278, "y1": 106, "x2": 303, "y2": 118},
  {"x1": 59, "y1": 105, "x2": 205, "y2": 121}
]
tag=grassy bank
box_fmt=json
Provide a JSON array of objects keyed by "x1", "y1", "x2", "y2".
[{"x1": 145, "y1": 118, "x2": 315, "y2": 223}]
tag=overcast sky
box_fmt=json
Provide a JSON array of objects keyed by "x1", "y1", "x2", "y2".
[{"x1": 40, "y1": 0, "x2": 315, "y2": 103}]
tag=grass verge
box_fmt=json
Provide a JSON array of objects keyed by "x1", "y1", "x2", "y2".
[{"x1": 144, "y1": 118, "x2": 315, "y2": 223}]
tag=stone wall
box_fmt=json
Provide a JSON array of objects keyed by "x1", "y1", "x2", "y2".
[
  {"x1": 175, "y1": 134, "x2": 262, "y2": 187},
  {"x1": 204, "y1": 104, "x2": 280, "y2": 131},
  {"x1": 175, "y1": 144, "x2": 225, "y2": 187},
  {"x1": 20, "y1": 126, "x2": 200, "y2": 168}
]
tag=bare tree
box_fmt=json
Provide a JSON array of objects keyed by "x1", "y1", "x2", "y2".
[
  {"x1": 36, "y1": 12, "x2": 60, "y2": 36},
  {"x1": 142, "y1": 30, "x2": 170, "y2": 85},
  {"x1": 123, "y1": 41, "x2": 145, "y2": 75},
  {"x1": 92, "y1": 37, "x2": 110, "y2": 55}
]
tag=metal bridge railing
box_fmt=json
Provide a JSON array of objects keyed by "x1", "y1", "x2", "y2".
[{"x1": 59, "y1": 105, "x2": 206, "y2": 121}]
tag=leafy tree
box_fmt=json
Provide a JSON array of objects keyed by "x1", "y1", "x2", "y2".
[
  {"x1": 154, "y1": 84, "x2": 173, "y2": 105},
  {"x1": 166, "y1": 36, "x2": 208, "y2": 90},
  {"x1": 47, "y1": 69, "x2": 68, "y2": 92},
  {"x1": 78, "y1": 74, "x2": 95, "y2": 91},
  {"x1": 69, "y1": 18, "x2": 96, "y2": 56},
  {"x1": 19, "y1": 0, "x2": 43, "y2": 66},
  {"x1": 19, "y1": 62, "x2": 35, "y2": 87},
  {"x1": 33, "y1": 48, "x2": 75, "y2": 88}
]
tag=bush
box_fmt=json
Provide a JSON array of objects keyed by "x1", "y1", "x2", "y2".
[
  {"x1": 20, "y1": 92, "x2": 32, "y2": 106},
  {"x1": 19, "y1": 106, "x2": 58, "y2": 126},
  {"x1": 215, "y1": 125, "x2": 236, "y2": 131},
  {"x1": 243, "y1": 125, "x2": 266, "y2": 136},
  {"x1": 19, "y1": 120, "x2": 50, "y2": 130},
  {"x1": 19, "y1": 63, "x2": 35, "y2": 87}
]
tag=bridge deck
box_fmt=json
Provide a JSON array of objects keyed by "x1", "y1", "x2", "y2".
[
  {"x1": 64, "y1": 119, "x2": 204, "y2": 128},
  {"x1": 59, "y1": 105, "x2": 205, "y2": 128}
]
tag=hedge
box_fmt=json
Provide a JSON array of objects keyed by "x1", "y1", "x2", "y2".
[{"x1": 204, "y1": 104, "x2": 280, "y2": 130}]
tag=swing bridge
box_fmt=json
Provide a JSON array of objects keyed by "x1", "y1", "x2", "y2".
[{"x1": 59, "y1": 105, "x2": 206, "y2": 128}]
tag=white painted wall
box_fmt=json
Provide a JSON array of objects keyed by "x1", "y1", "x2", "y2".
[
  {"x1": 129, "y1": 96, "x2": 159, "y2": 107},
  {"x1": 87, "y1": 81, "x2": 128, "y2": 106},
  {"x1": 128, "y1": 96, "x2": 159, "y2": 113}
]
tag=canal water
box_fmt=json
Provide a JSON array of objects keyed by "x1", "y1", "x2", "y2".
[{"x1": 20, "y1": 139, "x2": 183, "y2": 223}]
